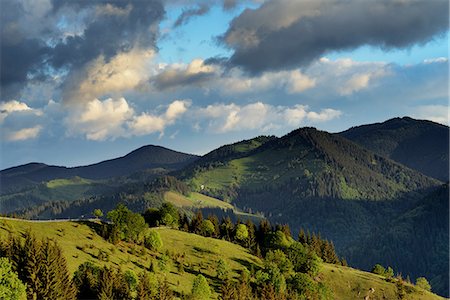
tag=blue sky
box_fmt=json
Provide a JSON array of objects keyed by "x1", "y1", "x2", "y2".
[{"x1": 1, "y1": 0, "x2": 448, "y2": 169}]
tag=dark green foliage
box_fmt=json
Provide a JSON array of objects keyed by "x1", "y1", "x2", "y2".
[
  {"x1": 340, "y1": 117, "x2": 449, "y2": 181},
  {"x1": 73, "y1": 262, "x2": 101, "y2": 299}
]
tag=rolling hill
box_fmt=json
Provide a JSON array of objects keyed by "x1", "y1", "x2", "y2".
[
  {"x1": 340, "y1": 117, "x2": 449, "y2": 181},
  {"x1": 0, "y1": 218, "x2": 444, "y2": 300}
]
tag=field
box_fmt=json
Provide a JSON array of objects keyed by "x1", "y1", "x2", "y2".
[{"x1": 0, "y1": 218, "x2": 444, "y2": 299}]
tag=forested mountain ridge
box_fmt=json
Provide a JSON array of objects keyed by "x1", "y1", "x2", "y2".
[
  {"x1": 340, "y1": 117, "x2": 449, "y2": 181},
  {"x1": 1, "y1": 145, "x2": 198, "y2": 187}
]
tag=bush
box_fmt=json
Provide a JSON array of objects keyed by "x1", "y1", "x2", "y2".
[
  {"x1": 0, "y1": 257, "x2": 26, "y2": 300},
  {"x1": 415, "y1": 277, "x2": 431, "y2": 292},
  {"x1": 144, "y1": 230, "x2": 163, "y2": 251},
  {"x1": 372, "y1": 264, "x2": 386, "y2": 276},
  {"x1": 191, "y1": 274, "x2": 211, "y2": 299}
]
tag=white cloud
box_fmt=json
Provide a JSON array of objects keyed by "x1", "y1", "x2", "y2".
[
  {"x1": 423, "y1": 57, "x2": 448, "y2": 64},
  {"x1": 5, "y1": 126, "x2": 42, "y2": 141},
  {"x1": 66, "y1": 98, "x2": 190, "y2": 140},
  {"x1": 64, "y1": 49, "x2": 155, "y2": 103},
  {"x1": 196, "y1": 101, "x2": 341, "y2": 133},
  {"x1": 313, "y1": 58, "x2": 391, "y2": 96},
  {"x1": 413, "y1": 105, "x2": 449, "y2": 125},
  {"x1": 0, "y1": 100, "x2": 42, "y2": 123},
  {"x1": 66, "y1": 98, "x2": 134, "y2": 141}
]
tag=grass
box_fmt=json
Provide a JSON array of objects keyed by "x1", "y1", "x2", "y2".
[
  {"x1": 164, "y1": 191, "x2": 234, "y2": 210},
  {"x1": 0, "y1": 218, "x2": 444, "y2": 300},
  {"x1": 321, "y1": 263, "x2": 445, "y2": 300},
  {"x1": 45, "y1": 177, "x2": 92, "y2": 189}
]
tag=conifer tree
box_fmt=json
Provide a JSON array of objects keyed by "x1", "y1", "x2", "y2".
[{"x1": 98, "y1": 267, "x2": 114, "y2": 300}]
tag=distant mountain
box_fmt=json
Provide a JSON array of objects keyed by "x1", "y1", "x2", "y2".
[
  {"x1": 340, "y1": 117, "x2": 449, "y2": 181},
  {"x1": 0, "y1": 146, "x2": 199, "y2": 213},
  {"x1": 185, "y1": 127, "x2": 439, "y2": 203},
  {"x1": 1, "y1": 145, "x2": 199, "y2": 193}
]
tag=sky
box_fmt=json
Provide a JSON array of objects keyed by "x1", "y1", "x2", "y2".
[{"x1": 1, "y1": 0, "x2": 448, "y2": 170}]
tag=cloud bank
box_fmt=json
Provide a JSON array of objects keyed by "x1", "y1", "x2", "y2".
[{"x1": 221, "y1": 0, "x2": 449, "y2": 72}]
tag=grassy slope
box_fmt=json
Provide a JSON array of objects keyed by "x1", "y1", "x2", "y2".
[
  {"x1": 0, "y1": 218, "x2": 444, "y2": 299},
  {"x1": 164, "y1": 191, "x2": 263, "y2": 221},
  {"x1": 0, "y1": 218, "x2": 260, "y2": 297},
  {"x1": 164, "y1": 191, "x2": 234, "y2": 210}
]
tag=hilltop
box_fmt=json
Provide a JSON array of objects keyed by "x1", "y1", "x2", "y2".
[{"x1": 340, "y1": 117, "x2": 449, "y2": 181}]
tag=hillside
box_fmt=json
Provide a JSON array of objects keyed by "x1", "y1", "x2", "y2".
[
  {"x1": 182, "y1": 127, "x2": 446, "y2": 295},
  {"x1": 0, "y1": 218, "x2": 444, "y2": 300},
  {"x1": 188, "y1": 127, "x2": 439, "y2": 202},
  {"x1": 340, "y1": 117, "x2": 449, "y2": 181}
]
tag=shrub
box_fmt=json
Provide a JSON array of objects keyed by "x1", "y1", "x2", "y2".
[
  {"x1": 371, "y1": 264, "x2": 386, "y2": 276},
  {"x1": 415, "y1": 277, "x2": 431, "y2": 292},
  {"x1": 191, "y1": 274, "x2": 211, "y2": 300},
  {"x1": 144, "y1": 230, "x2": 163, "y2": 251},
  {"x1": 0, "y1": 257, "x2": 26, "y2": 300}
]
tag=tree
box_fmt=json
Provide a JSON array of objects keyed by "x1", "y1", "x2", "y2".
[
  {"x1": 416, "y1": 277, "x2": 431, "y2": 292},
  {"x1": 159, "y1": 203, "x2": 180, "y2": 228},
  {"x1": 385, "y1": 266, "x2": 394, "y2": 279},
  {"x1": 93, "y1": 209, "x2": 103, "y2": 219},
  {"x1": 73, "y1": 262, "x2": 101, "y2": 299},
  {"x1": 144, "y1": 230, "x2": 163, "y2": 251},
  {"x1": 107, "y1": 204, "x2": 148, "y2": 243},
  {"x1": 124, "y1": 270, "x2": 138, "y2": 293},
  {"x1": 265, "y1": 250, "x2": 294, "y2": 278},
  {"x1": 371, "y1": 264, "x2": 386, "y2": 276},
  {"x1": 0, "y1": 257, "x2": 26, "y2": 300},
  {"x1": 216, "y1": 259, "x2": 230, "y2": 280},
  {"x1": 291, "y1": 273, "x2": 316, "y2": 298},
  {"x1": 191, "y1": 274, "x2": 211, "y2": 299},
  {"x1": 201, "y1": 220, "x2": 215, "y2": 237},
  {"x1": 235, "y1": 224, "x2": 249, "y2": 242}
]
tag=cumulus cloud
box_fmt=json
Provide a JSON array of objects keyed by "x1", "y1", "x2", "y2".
[
  {"x1": 152, "y1": 59, "x2": 217, "y2": 90},
  {"x1": 0, "y1": 100, "x2": 46, "y2": 142},
  {"x1": 195, "y1": 102, "x2": 341, "y2": 133},
  {"x1": 63, "y1": 48, "x2": 155, "y2": 104},
  {"x1": 128, "y1": 99, "x2": 191, "y2": 136},
  {"x1": 1, "y1": 0, "x2": 165, "y2": 101},
  {"x1": 4, "y1": 126, "x2": 42, "y2": 142},
  {"x1": 221, "y1": 0, "x2": 449, "y2": 72},
  {"x1": 66, "y1": 98, "x2": 190, "y2": 140}
]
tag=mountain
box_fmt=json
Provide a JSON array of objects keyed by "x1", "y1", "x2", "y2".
[
  {"x1": 1, "y1": 145, "x2": 199, "y2": 193},
  {"x1": 340, "y1": 117, "x2": 449, "y2": 181},
  {"x1": 180, "y1": 126, "x2": 445, "y2": 295},
  {"x1": 185, "y1": 127, "x2": 439, "y2": 203},
  {"x1": 0, "y1": 146, "x2": 199, "y2": 213}
]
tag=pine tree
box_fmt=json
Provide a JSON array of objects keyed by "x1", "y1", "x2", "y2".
[
  {"x1": 98, "y1": 267, "x2": 114, "y2": 300},
  {"x1": 159, "y1": 278, "x2": 174, "y2": 300},
  {"x1": 219, "y1": 279, "x2": 236, "y2": 300}
]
